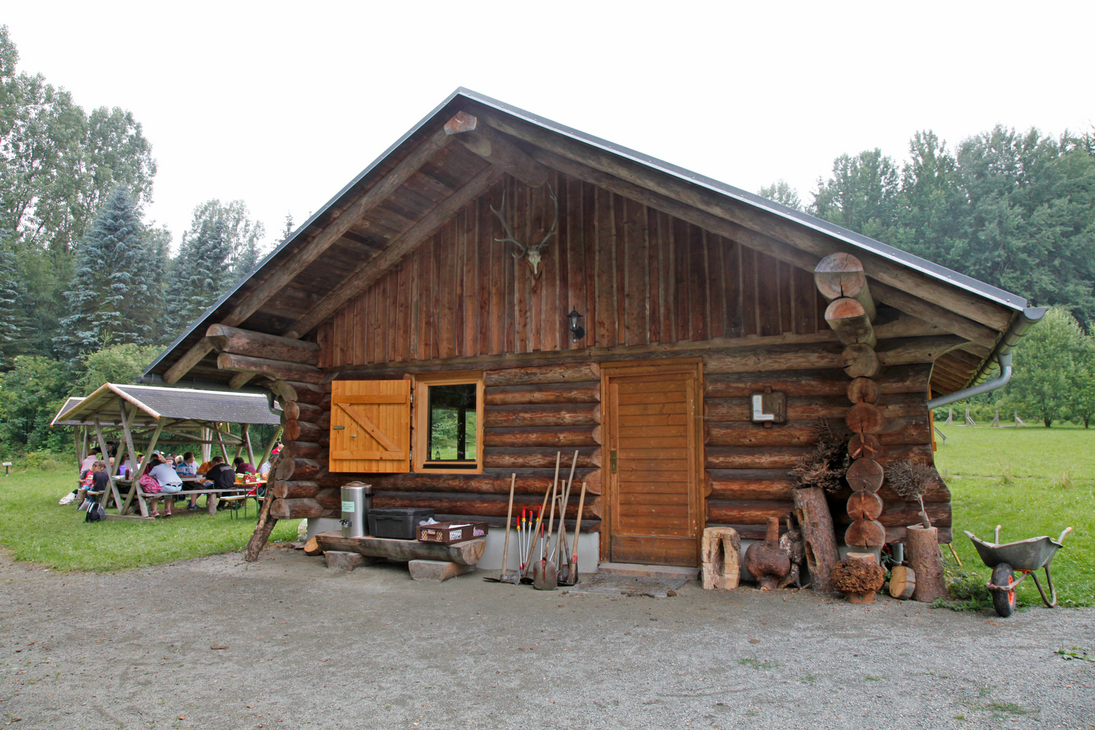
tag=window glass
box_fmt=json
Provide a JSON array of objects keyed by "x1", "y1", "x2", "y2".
[{"x1": 425, "y1": 383, "x2": 477, "y2": 465}]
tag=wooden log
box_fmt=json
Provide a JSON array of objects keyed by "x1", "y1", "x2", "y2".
[
  {"x1": 707, "y1": 470, "x2": 795, "y2": 501},
  {"x1": 483, "y1": 425, "x2": 600, "y2": 447},
  {"x1": 271, "y1": 380, "x2": 298, "y2": 403},
  {"x1": 833, "y1": 484, "x2": 951, "y2": 508},
  {"x1": 582, "y1": 469, "x2": 601, "y2": 496},
  {"x1": 325, "y1": 551, "x2": 370, "y2": 571},
  {"x1": 272, "y1": 480, "x2": 320, "y2": 500},
  {"x1": 483, "y1": 403, "x2": 600, "y2": 429},
  {"x1": 705, "y1": 446, "x2": 811, "y2": 470},
  {"x1": 372, "y1": 490, "x2": 600, "y2": 520},
  {"x1": 846, "y1": 459, "x2": 884, "y2": 492},
  {"x1": 274, "y1": 457, "x2": 321, "y2": 482},
  {"x1": 315, "y1": 532, "x2": 486, "y2": 566},
  {"x1": 846, "y1": 402, "x2": 884, "y2": 434},
  {"x1": 288, "y1": 402, "x2": 324, "y2": 424},
  {"x1": 701, "y1": 527, "x2": 742, "y2": 590},
  {"x1": 303, "y1": 535, "x2": 323, "y2": 556},
  {"x1": 313, "y1": 488, "x2": 341, "y2": 510},
  {"x1": 705, "y1": 393, "x2": 926, "y2": 423},
  {"x1": 484, "y1": 382, "x2": 600, "y2": 405},
  {"x1": 847, "y1": 377, "x2": 880, "y2": 404},
  {"x1": 907, "y1": 525, "x2": 947, "y2": 603},
  {"x1": 842, "y1": 344, "x2": 880, "y2": 379},
  {"x1": 359, "y1": 470, "x2": 595, "y2": 495},
  {"x1": 206, "y1": 324, "x2": 320, "y2": 365},
  {"x1": 703, "y1": 364, "x2": 930, "y2": 399},
  {"x1": 706, "y1": 499, "x2": 795, "y2": 525},
  {"x1": 848, "y1": 433, "x2": 882, "y2": 460},
  {"x1": 845, "y1": 519, "x2": 886, "y2": 548},
  {"x1": 835, "y1": 502, "x2": 951, "y2": 529},
  {"x1": 847, "y1": 491, "x2": 884, "y2": 521},
  {"x1": 706, "y1": 416, "x2": 929, "y2": 447},
  {"x1": 483, "y1": 362, "x2": 601, "y2": 387},
  {"x1": 269, "y1": 498, "x2": 336, "y2": 520},
  {"x1": 704, "y1": 342, "x2": 844, "y2": 374},
  {"x1": 282, "y1": 401, "x2": 301, "y2": 421},
  {"x1": 814, "y1": 252, "x2": 877, "y2": 321},
  {"x1": 444, "y1": 112, "x2": 550, "y2": 188},
  {"x1": 887, "y1": 526, "x2": 952, "y2": 545},
  {"x1": 877, "y1": 336, "x2": 969, "y2": 368},
  {"x1": 793, "y1": 487, "x2": 840, "y2": 594},
  {"x1": 286, "y1": 441, "x2": 325, "y2": 460},
  {"x1": 824, "y1": 297, "x2": 876, "y2": 348},
  {"x1": 284, "y1": 381, "x2": 328, "y2": 405},
  {"x1": 284, "y1": 420, "x2": 324, "y2": 443},
  {"x1": 217, "y1": 352, "x2": 323, "y2": 384},
  {"x1": 408, "y1": 559, "x2": 476, "y2": 582},
  {"x1": 483, "y1": 446, "x2": 600, "y2": 469},
  {"x1": 889, "y1": 565, "x2": 917, "y2": 599}
]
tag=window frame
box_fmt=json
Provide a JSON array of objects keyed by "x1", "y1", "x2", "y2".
[{"x1": 412, "y1": 371, "x2": 484, "y2": 474}]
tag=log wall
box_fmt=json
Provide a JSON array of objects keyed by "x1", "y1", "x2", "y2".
[{"x1": 316, "y1": 170, "x2": 828, "y2": 369}]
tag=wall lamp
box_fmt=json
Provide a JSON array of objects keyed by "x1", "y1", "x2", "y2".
[{"x1": 567, "y1": 308, "x2": 585, "y2": 343}]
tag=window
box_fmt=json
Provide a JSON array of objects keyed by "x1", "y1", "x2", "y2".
[{"x1": 413, "y1": 372, "x2": 483, "y2": 473}]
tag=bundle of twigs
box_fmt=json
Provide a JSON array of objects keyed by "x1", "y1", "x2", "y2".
[
  {"x1": 886, "y1": 459, "x2": 936, "y2": 527},
  {"x1": 790, "y1": 419, "x2": 850, "y2": 493}
]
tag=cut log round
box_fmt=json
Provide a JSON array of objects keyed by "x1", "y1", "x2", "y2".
[
  {"x1": 848, "y1": 433, "x2": 882, "y2": 460},
  {"x1": 906, "y1": 524, "x2": 947, "y2": 603},
  {"x1": 824, "y1": 297, "x2": 876, "y2": 348},
  {"x1": 846, "y1": 458, "x2": 884, "y2": 492},
  {"x1": 846, "y1": 402, "x2": 884, "y2": 434},
  {"x1": 814, "y1": 252, "x2": 876, "y2": 321},
  {"x1": 842, "y1": 344, "x2": 881, "y2": 379},
  {"x1": 845, "y1": 519, "x2": 886, "y2": 548},
  {"x1": 847, "y1": 491, "x2": 884, "y2": 521},
  {"x1": 889, "y1": 565, "x2": 917, "y2": 599},
  {"x1": 282, "y1": 401, "x2": 301, "y2": 421},
  {"x1": 701, "y1": 526, "x2": 742, "y2": 590},
  {"x1": 847, "y1": 377, "x2": 880, "y2": 404},
  {"x1": 792, "y1": 487, "x2": 839, "y2": 594},
  {"x1": 303, "y1": 536, "x2": 323, "y2": 556}
]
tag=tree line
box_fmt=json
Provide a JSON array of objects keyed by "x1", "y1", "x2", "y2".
[
  {"x1": 0, "y1": 26, "x2": 280, "y2": 454},
  {"x1": 761, "y1": 124, "x2": 1095, "y2": 427}
]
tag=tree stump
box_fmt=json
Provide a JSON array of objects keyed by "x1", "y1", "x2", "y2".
[
  {"x1": 793, "y1": 488, "x2": 839, "y2": 594},
  {"x1": 701, "y1": 527, "x2": 742, "y2": 590},
  {"x1": 907, "y1": 525, "x2": 947, "y2": 603},
  {"x1": 889, "y1": 565, "x2": 916, "y2": 599},
  {"x1": 831, "y1": 552, "x2": 884, "y2": 603}
]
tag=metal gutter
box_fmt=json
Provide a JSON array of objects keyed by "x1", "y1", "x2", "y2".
[{"x1": 927, "y1": 307, "x2": 1047, "y2": 409}]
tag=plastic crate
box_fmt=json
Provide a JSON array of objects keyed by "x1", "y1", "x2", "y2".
[{"x1": 367, "y1": 507, "x2": 435, "y2": 540}]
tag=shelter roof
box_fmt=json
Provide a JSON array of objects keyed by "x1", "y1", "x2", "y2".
[
  {"x1": 144, "y1": 88, "x2": 1033, "y2": 395},
  {"x1": 51, "y1": 383, "x2": 281, "y2": 429}
]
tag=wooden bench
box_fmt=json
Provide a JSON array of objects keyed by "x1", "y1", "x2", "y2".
[{"x1": 314, "y1": 532, "x2": 485, "y2": 581}]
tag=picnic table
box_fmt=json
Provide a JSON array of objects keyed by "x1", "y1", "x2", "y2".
[{"x1": 105, "y1": 475, "x2": 265, "y2": 519}]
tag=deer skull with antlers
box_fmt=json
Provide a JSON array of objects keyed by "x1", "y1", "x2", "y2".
[{"x1": 490, "y1": 185, "x2": 558, "y2": 278}]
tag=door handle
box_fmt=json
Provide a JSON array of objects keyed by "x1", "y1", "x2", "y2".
[{"x1": 611, "y1": 449, "x2": 617, "y2": 474}]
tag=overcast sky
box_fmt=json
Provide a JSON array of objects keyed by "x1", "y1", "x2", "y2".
[{"x1": 5, "y1": 1, "x2": 1093, "y2": 254}]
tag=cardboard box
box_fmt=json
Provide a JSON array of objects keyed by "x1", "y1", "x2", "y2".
[{"x1": 417, "y1": 521, "x2": 489, "y2": 545}]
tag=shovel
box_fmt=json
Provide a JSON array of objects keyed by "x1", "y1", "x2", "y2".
[{"x1": 483, "y1": 474, "x2": 521, "y2": 584}]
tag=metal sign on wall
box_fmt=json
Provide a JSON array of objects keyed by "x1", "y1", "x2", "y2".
[{"x1": 750, "y1": 390, "x2": 786, "y2": 426}]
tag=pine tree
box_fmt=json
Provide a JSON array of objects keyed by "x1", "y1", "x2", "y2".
[{"x1": 58, "y1": 187, "x2": 157, "y2": 356}]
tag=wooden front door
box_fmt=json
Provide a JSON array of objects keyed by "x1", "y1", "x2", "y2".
[{"x1": 602, "y1": 360, "x2": 703, "y2": 567}]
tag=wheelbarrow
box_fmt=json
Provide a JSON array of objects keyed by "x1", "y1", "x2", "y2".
[{"x1": 964, "y1": 525, "x2": 1072, "y2": 617}]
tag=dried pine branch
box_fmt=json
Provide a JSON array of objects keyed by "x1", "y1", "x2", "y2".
[
  {"x1": 887, "y1": 459, "x2": 938, "y2": 527},
  {"x1": 791, "y1": 419, "x2": 851, "y2": 493}
]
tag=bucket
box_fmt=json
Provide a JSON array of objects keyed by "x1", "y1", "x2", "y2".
[{"x1": 340, "y1": 482, "x2": 372, "y2": 538}]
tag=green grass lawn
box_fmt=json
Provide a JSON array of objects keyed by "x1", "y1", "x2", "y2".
[
  {"x1": 0, "y1": 466, "x2": 299, "y2": 572},
  {"x1": 934, "y1": 424, "x2": 1094, "y2": 608}
]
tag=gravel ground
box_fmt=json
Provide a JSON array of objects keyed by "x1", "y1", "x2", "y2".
[{"x1": 1, "y1": 546, "x2": 1093, "y2": 730}]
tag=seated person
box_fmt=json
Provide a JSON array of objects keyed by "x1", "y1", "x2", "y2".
[
  {"x1": 258, "y1": 459, "x2": 272, "y2": 478},
  {"x1": 200, "y1": 456, "x2": 238, "y2": 510},
  {"x1": 233, "y1": 456, "x2": 257, "y2": 475},
  {"x1": 77, "y1": 460, "x2": 110, "y2": 506},
  {"x1": 175, "y1": 451, "x2": 197, "y2": 478},
  {"x1": 147, "y1": 455, "x2": 184, "y2": 518}
]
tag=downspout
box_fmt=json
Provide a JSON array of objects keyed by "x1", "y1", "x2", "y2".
[{"x1": 926, "y1": 306, "x2": 1047, "y2": 409}]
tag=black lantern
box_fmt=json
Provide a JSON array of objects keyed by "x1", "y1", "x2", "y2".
[{"x1": 567, "y1": 308, "x2": 585, "y2": 343}]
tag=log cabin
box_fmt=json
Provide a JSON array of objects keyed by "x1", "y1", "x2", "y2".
[{"x1": 145, "y1": 89, "x2": 1043, "y2": 571}]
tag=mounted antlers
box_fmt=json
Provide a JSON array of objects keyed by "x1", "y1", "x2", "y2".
[{"x1": 490, "y1": 185, "x2": 558, "y2": 278}]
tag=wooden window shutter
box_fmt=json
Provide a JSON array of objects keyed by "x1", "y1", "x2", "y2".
[{"x1": 329, "y1": 380, "x2": 411, "y2": 473}]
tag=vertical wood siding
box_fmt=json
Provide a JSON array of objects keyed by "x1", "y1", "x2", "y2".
[{"x1": 318, "y1": 171, "x2": 826, "y2": 369}]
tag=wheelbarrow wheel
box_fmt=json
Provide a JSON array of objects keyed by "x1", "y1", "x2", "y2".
[{"x1": 991, "y1": 563, "x2": 1017, "y2": 617}]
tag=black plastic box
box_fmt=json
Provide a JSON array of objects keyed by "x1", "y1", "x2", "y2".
[{"x1": 368, "y1": 508, "x2": 435, "y2": 540}]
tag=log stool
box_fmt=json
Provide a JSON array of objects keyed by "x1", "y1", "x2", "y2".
[{"x1": 701, "y1": 526, "x2": 742, "y2": 590}]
